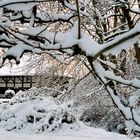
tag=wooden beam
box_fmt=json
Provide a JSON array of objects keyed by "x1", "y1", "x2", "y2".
[
  {"x1": 30, "y1": 76, "x2": 32, "y2": 88},
  {"x1": 22, "y1": 76, "x2": 24, "y2": 89},
  {"x1": 13, "y1": 76, "x2": 15, "y2": 88}
]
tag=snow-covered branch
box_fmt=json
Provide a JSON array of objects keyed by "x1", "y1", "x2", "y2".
[
  {"x1": 93, "y1": 62, "x2": 140, "y2": 89},
  {"x1": 92, "y1": 23, "x2": 140, "y2": 59},
  {"x1": 0, "y1": 0, "x2": 45, "y2": 9},
  {"x1": 92, "y1": 61, "x2": 140, "y2": 135}
]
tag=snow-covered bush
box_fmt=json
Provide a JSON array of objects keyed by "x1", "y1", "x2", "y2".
[
  {"x1": 0, "y1": 89, "x2": 79, "y2": 133},
  {"x1": 4, "y1": 90, "x2": 15, "y2": 99},
  {"x1": 10, "y1": 87, "x2": 45, "y2": 104},
  {"x1": 10, "y1": 87, "x2": 66, "y2": 104},
  {"x1": 80, "y1": 105, "x2": 126, "y2": 134},
  {"x1": 99, "y1": 107, "x2": 125, "y2": 134},
  {"x1": 80, "y1": 106, "x2": 107, "y2": 123}
]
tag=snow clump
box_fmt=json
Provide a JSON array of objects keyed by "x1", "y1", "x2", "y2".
[{"x1": 4, "y1": 90, "x2": 15, "y2": 99}]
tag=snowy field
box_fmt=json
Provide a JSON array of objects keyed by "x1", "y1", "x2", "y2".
[{"x1": 0, "y1": 124, "x2": 137, "y2": 140}]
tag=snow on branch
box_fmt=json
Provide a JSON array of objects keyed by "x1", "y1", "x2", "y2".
[
  {"x1": 9, "y1": 12, "x2": 75, "y2": 24},
  {"x1": 0, "y1": 22, "x2": 79, "y2": 65},
  {"x1": 78, "y1": 23, "x2": 140, "y2": 60},
  {"x1": 92, "y1": 62, "x2": 131, "y2": 118},
  {"x1": 2, "y1": 42, "x2": 42, "y2": 64},
  {"x1": 104, "y1": 72, "x2": 140, "y2": 89},
  {"x1": 0, "y1": 0, "x2": 139, "y2": 65},
  {"x1": 92, "y1": 61, "x2": 140, "y2": 135},
  {"x1": 94, "y1": 62, "x2": 140, "y2": 89},
  {"x1": 1, "y1": 22, "x2": 140, "y2": 66},
  {"x1": 0, "y1": 0, "x2": 45, "y2": 10}
]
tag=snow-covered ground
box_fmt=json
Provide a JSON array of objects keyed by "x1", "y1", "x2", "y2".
[
  {"x1": 0, "y1": 89, "x2": 140, "y2": 140},
  {"x1": 0, "y1": 124, "x2": 137, "y2": 140}
]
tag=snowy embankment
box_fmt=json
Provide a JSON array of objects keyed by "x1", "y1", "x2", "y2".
[{"x1": 0, "y1": 88, "x2": 139, "y2": 140}]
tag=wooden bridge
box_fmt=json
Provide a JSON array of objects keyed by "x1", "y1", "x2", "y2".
[{"x1": 0, "y1": 75, "x2": 35, "y2": 97}]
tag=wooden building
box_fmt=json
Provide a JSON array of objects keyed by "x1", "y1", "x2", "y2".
[{"x1": 0, "y1": 75, "x2": 35, "y2": 97}]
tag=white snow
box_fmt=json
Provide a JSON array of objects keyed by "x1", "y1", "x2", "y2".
[
  {"x1": 103, "y1": 23, "x2": 140, "y2": 55},
  {"x1": 77, "y1": 23, "x2": 140, "y2": 59},
  {"x1": 0, "y1": 123, "x2": 133, "y2": 140},
  {"x1": 104, "y1": 71, "x2": 140, "y2": 88},
  {"x1": 0, "y1": 0, "x2": 40, "y2": 10},
  {"x1": 0, "y1": 89, "x2": 79, "y2": 133},
  {"x1": 92, "y1": 61, "x2": 140, "y2": 135},
  {"x1": 104, "y1": 36, "x2": 138, "y2": 55},
  {"x1": 0, "y1": 88, "x2": 136, "y2": 140},
  {"x1": 3, "y1": 42, "x2": 32, "y2": 62},
  {"x1": 78, "y1": 36, "x2": 101, "y2": 56},
  {"x1": 5, "y1": 3, "x2": 36, "y2": 11},
  {"x1": 0, "y1": 55, "x2": 38, "y2": 75},
  {"x1": 4, "y1": 89, "x2": 15, "y2": 98}
]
